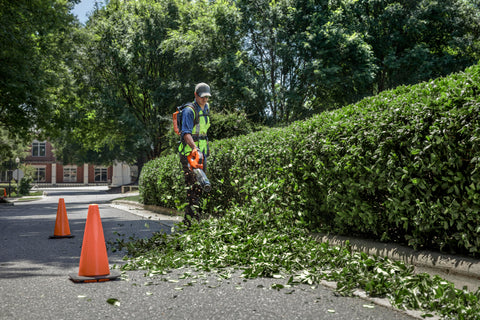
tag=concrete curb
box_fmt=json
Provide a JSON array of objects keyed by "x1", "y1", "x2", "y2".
[
  {"x1": 111, "y1": 200, "x2": 182, "y2": 217},
  {"x1": 312, "y1": 233, "x2": 480, "y2": 288},
  {"x1": 109, "y1": 200, "x2": 183, "y2": 227}
]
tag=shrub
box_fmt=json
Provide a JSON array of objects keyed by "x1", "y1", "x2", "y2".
[
  {"x1": 207, "y1": 111, "x2": 262, "y2": 141},
  {"x1": 140, "y1": 63, "x2": 480, "y2": 256},
  {"x1": 18, "y1": 176, "x2": 32, "y2": 195}
]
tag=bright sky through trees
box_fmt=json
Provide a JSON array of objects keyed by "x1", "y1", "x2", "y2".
[{"x1": 71, "y1": 0, "x2": 104, "y2": 24}]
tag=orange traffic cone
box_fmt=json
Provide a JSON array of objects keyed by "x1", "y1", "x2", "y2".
[
  {"x1": 69, "y1": 204, "x2": 120, "y2": 283},
  {"x1": 49, "y1": 198, "x2": 74, "y2": 239},
  {"x1": 3, "y1": 188, "x2": 6, "y2": 197}
]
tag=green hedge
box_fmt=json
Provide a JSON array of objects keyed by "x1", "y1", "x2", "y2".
[{"x1": 140, "y1": 63, "x2": 480, "y2": 256}]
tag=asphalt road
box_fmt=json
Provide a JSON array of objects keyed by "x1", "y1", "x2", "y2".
[{"x1": 0, "y1": 187, "x2": 419, "y2": 320}]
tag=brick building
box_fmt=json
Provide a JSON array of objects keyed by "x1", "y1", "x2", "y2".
[{"x1": 20, "y1": 140, "x2": 134, "y2": 187}]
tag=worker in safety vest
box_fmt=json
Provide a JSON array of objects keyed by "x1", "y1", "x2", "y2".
[{"x1": 178, "y1": 83, "x2": 211, "y2": 226}]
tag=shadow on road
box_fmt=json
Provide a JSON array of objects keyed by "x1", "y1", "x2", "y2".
[{"x1": 0, "y1": 192, "x2": 172, "y2": 279}]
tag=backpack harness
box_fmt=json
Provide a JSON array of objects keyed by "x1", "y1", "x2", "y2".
[{"x1": 173, "y1": 102, "x2": 209, "y2": 154}]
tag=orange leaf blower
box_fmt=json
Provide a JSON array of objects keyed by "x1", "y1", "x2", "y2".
[{"x1": 187, "y1": 148, "x2": 211, "y2": 192}]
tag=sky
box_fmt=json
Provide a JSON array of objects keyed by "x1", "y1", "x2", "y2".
[{"x1": 71, "y1": 0, "x2": 104, "y2": 24}]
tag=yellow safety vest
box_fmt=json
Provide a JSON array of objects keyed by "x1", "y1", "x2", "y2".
[{"x1": 178, "y1": 104, "x2": 210, "y2": 156}]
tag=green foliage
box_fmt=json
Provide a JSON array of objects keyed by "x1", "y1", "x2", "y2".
[
  {"x1": 141, "y1": 63, "x2": 480, "y2": 256},
  {"x1": 139, "y1": 153, "x2": 183, "y2": 208},
  {"x1": 18, "y1": 176, "x2": 32, "y2": 196},
  {"x1": 41, "y1": 0, "x2": 480, "y2": 167},
  {"x1": 331, "y1": 0, "x2": 480, "y2": 93},
  {"x1": 236, "y1": 0, "x2": 378, "y2": 123},
  {"x1": 133, "y1": 63, "x2": 480, "y2": 319},
  {"x1": 0, "y1": 127, "x2": 30, "y2": 166},
  {"x1": 208, "y1": 111, "x2": 262, "y2": 141},
  {"x1": 0, "y1": 0, "x2": 79, "y2": 140},
  {"x1": 3, "y1": 0, "x2": 480, "y2": 168},
  {"x1": 61, "y1": 0, "x2": 248, "y2": 165},
  {"x1": 72, "y1": 0, "x2": 180, "y2": 162}
]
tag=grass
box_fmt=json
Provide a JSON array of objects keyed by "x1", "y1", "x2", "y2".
[{"x1": 115, "y1": 194, "x2": 141, "y2": 202}]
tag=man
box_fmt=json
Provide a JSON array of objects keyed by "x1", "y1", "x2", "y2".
[{"x1": 178, "y1": 82, "x2": 211, "y2": 226}]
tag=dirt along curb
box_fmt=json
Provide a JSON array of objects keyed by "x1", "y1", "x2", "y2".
[{"x1": 312, "y1": 233, "x2": 480, "y2": 291}]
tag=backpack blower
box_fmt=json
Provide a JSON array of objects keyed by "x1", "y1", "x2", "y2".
[{"x1": 187, "y1": 148, "x2": 211, "y2": 192}]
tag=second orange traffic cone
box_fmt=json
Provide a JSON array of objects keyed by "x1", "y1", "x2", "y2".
[
  {"x1": 69, "y1": 204, "x2": 120, "y2": 283},
  {"x1": 49, "y1": 198, "x2": 74, "y2": 239}
]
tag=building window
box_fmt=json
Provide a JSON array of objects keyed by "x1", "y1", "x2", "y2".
[
  {"x1": 95, "y1": 167, "x2": 108, "y2": 182},
  {"x1": 34, "y1": 167, "x2": 46, "y2": 182},
  {"x1": 32, "y1": 142, "x2": 46, "y2": 157},
  {"x1": 63, "y1": 167, "x2": 77, "y2": 182}
]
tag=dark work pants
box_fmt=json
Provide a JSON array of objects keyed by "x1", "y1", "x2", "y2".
[{"x1": 180, "y1": 154, "x2": 207, "y2": 226}]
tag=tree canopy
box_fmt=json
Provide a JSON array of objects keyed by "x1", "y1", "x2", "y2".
[
  {"x1": 0, "y1": 0, "x2": 80, "y2": 161},
  {"x1": 1, "y1": 0, "x2": 479, "y2": 165}
]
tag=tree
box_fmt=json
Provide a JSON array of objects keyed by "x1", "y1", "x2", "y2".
[
  {"x1": 0, "y1": 127, "x2": 29, "y2": 168},
  {"x1": 233, "y1": 0, "x2": 480, "y2": 124},
  {"x1": 330, "y1": 0, "x2": 480, "y2": 93},
  {"x1": 62, "y1": 0, "x2": 246, "y2": 166},
  {"x1": 42, "y1": 0, "x2": 480, "y2": 169},
  {"x1": 294, "y1": 0, "x2": 377, "y2": 116},
  {"x1": 236, "y1": 0, "x2": 377, "y2": 124},
  {"x1": 60, "y1": 0, "x2": 181, "y2": 166},
  {"x1": 0, "y1": 0, "x2": 80, "y2": 145}
]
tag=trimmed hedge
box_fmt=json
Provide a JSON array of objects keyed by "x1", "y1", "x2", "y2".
[{"x1": 140, "y1": 64, "x2": 480, "y2": 256}]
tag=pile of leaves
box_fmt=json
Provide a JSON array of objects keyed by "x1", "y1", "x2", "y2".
[{"x1": 120, "y1": 205, "x2": 480, "y2": 319}]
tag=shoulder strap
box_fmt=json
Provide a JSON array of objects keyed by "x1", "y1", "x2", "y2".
[
  {"x1": 199, "y1": 104, "x2": 209, "y2": 123},
  {"x1": 184, "y1": 102, "x2": 200, "y2": 125}
]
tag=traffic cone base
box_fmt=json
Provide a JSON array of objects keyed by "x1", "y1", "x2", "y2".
[
  {"x1": 70, "y1": 204, "x2": 119, "y2": 283},
  {"x1": 50, "y1": 198, "x2": 73, "y2": 239},
  {"x1": 69, "y1": 270, "x2": 120, "y2": 283},
  {"x1": 49, "y1": 234, "x2": 74, "y2": 239}
]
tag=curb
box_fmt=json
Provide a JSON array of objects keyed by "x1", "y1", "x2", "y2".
[
  {"x1": 111, "y1": 200, "x2": 182, "y2": 216},
  {"x1": 312, "y1": 233, "x2": 480, "y2": 287},
  {"x1": 109, "y1": 200, "x2": 183, "y2": 226}
]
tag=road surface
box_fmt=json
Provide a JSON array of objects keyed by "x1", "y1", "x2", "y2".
[{"x1": 0, "y1": 187, "x2": 419, "y2": 320}]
